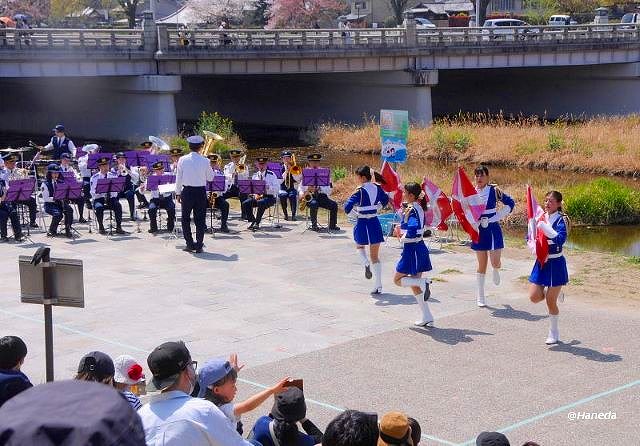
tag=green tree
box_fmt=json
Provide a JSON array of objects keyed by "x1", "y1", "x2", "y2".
[
  {"x1": 388, "y1": 0, "x2": 410, "y2": 26},
  {"x1": 116, "y1": 0, "x2": 141, "y2": 28}
]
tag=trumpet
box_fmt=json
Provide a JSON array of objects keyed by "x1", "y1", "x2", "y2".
[{"x1": 208, "y1": 191, "x2": 219, "y2": 207}]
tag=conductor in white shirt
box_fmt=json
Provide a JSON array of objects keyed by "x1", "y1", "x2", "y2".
[{"x1": 175, "y1": 136, "x2": 213, "y2": 253}]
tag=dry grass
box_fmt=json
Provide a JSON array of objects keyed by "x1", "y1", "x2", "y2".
[{"x1": 318, "y1": 115, "x2": 640, "y2": 177}]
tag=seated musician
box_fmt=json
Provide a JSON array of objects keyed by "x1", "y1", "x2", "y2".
[
  {"x1": 0, "y1": 176, "x2": 24, "y2": 242},
  {"x1": 147, "y1": 161, "x2": 175, "y2": 234},
  {"x1": 41, "y1": 164, "x2": 74, "y2": 238},
  {"x1": 90, "y1": 157, "x2": 125, "y2": 235},
  {"x1": 0, "y1": 154, "x2": 38, "y2": 228},
  {"x1": 299, "y1": 153, "x2": 340, "y2": 232},
  {"x1": 221, "y1": 149, "x2": 249, "y2": 220},
  {"x1": 279, "y1": 151, "x2": 302, "y2": 221},
  {"x1": 111, "y1": 152, "x2": 138, "y2": 221},
  {"x1": 169, "y1": 148, "x2": 182, "y2": 174},
  {"x1": 207, "y1": 154, "x2": 230, "y2": 233},
  {"x1": 241, "y1": 157, "x2": 279, "y2": 232},
  {"x1": 59, "y1": 153, "x2": 87, "y2": 223},
  {"x1": 77, "y1": 144, "x2": 100, "y2": 212}
]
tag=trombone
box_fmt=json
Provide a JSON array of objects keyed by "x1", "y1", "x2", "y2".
[
  {"x1": 290, "y1": 153, "x2": 302, "y2": 176},
  {"x1": 236, "y1": 154, "x2": 247, "y2": 175}
]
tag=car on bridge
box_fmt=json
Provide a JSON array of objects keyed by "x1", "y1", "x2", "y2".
[
  {"x1": 548, "y1": 15, "x2": 577, "y2": 26},
  {"x1": 620, "y1": 12, "x2": 639, "y2": 28},
  {"x1": 482, "y1": 19, "x2": 538, "y2": 40}
]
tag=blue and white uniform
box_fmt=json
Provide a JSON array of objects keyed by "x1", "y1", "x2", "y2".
[
  {"x1": 471, "y1": 185, "x2": 515, "y2": 251},
  {"x1": 529, "y1": 212, "x2": 569, "y2": 287},
  {"x1": 396, "y1": 202, "x2": 432, "y2": 275},
  {"x1": 344, "y1": 182, "x2": 389, "y2": 245}
]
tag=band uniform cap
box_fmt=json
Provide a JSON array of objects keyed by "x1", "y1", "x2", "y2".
[
  {"x1": 139, "y1": 141, "x2": 153, "y2": 148},
  {"x1": 187, "y1": 135, "x2": 205, "y2": 145},
  {"x1": 169, "y1": 148, "x2": 183, "y2": 156},
  {"x1": 152, "y1": 161, "x2": 164, "y2": 170},
  {"x1": 281, "y1": 150, "x2": 292, "y2": 157},
  {"x1": 77, "y1": 351, "x2": 115, "y2": 381},
  {"x1": 114, "y1": 355, "x2": 145, "y2": 385},
  {"x1": 97, "y1": 156, "x2": 110, "y2": 166},
  {"x1": 197, "y1": 358, "x2": 233, "y2": 397},
  {"x1": 377, "y1": 412, "x2": 410, "y2": 446},
  {"x1": 475, "y1": 431, "x2": 510, "y2": 446},
  {"x1": 47, "y1": 163, "x2": 60, "y2": 173},
  {"x1": 271, "y1": 387, "x2": 306, "y2": 422},
  {"x1": 229, "y1": 149, "x2": 243, "y2": 157},
  {"x1": 307, "y1": 153, "x2": 322, "y2": 161},
  {"x1": 207, "y1": 154, "x2": 221, "y2": 161},
  {"x1": 60, "y1": 153, "x2": 71, "y2": 160},
  {"x1": 53, "y1": 124, "x2": 65, "y2": 132},
  {"x1": 115, "y1": 152, "x2": 126, "y2": 159},
  {"x1": 147, "y1": 341, "x2": 191, "y2": 391},
  {"x1": 256, "y1": 156, "x2": 268, "y2": 163},
  {"x1": 3, "y1": 154, "x2": 17, "y2": 162}
]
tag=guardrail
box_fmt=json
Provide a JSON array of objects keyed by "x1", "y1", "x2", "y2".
[{"x1": 0, "y1": 28, "x2": 145, "y2": 51}]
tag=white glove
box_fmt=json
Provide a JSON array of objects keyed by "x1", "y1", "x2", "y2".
[
  {"x1": 480, "y1": 217, "x2": 489, "y2": 228},
  {"x1": 495, "y1": 205, "x2": 512, "y2": 221},
  {"x1": 537, "y1": 221, "x2": 558, "y2": 239}
]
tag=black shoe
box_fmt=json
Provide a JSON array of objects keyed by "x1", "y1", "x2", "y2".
[
  {"x1": 79, "y1": 217, "x2": 88, "y2": 224},
  {"x1": 251, "y1": 224, "x2": 259, "y2": 232},
  {"x1": 220, "y1": 225, "x2": 230, "y2": 233},
  {"x1": 283, "y1": 215, "x2": 290, "y2": 221},
  {"x1": 14, "y1": 235, "x2": 24, "y2": 242},
  {"x1": 365, "y1": 265, "x2": 372, "y2": 279},
  {"x1": 65, "y1": 230, "x2": 73, "y2": 238},
  {"x1": 130, "y1": 216, "x2": 137, "y2": 222},
  {"x1": 183, "y1": 246, "x2": 195, "y2": 252},
  {"x1": 424, "y1": 282, "x2": 431, "y2": 301},
  {"x1": 115, "y1": 227, "x2": 126, "y2": 235},
  {"x1": 329, "y1": 226, "x2": 341, "y2": 231},
  {"x1": 29, "y1": 222, "x2": 39, "y2": 229},
  {"x1": 0, "y1": 236, "x2": 8, "y2": 242},
  {"x1": 194, "y1": 247, "x2": 203, "y2": 253},
  {"x1": 311, "y1": 225, "x2": 320, "y2": 232},
  {"x1": 148, "y1": 228, "x2": 158, "y2": 234},
  {"x1": 46, "y1": 231, "x2": 57, "y2": 237},
  {"x1": 247, "y1": 222, "x2": 256, "y2": 230},
  {"x1": 291, "y1": 215, "x2": 297, "y2": 221},
  {"x1": 99, "y1": 227, "x2": 107, "y2": 235},
  {"x1": 167, "y1": 227, "x2": 175, "y2": 233}
]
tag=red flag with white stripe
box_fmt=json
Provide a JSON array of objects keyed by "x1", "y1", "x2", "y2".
[
  {"x1": 422, "y1": 177, "x2": 453, "y2": 230},
  {"x1": 526, "y1": 184, "x2": 549, "y2": 266},
  {"x1": 451, "y1": 167, "x2": 485, "y2": 243},
  {"x1": 380, "y1": 161, "x2": 403, "y2": 210}
]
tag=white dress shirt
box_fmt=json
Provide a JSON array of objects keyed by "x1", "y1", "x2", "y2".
[
  {"x1": 90, "y1": 171, "x2": 118, "y2": 199},
  {"x1": 138, "y1": 390, "x2": 254, "y2": 446},
  {"x1": 252, "y1": 169, "x2": 280, "y2": 196},
  {"x1": 175, "y1": 152, "x2": 214, "y2": 194},
  {"x1": 44, "y1": 137, "x2": 77, "y2": 158},
  {"x1": 41, "y1": 181, "x2": 57, "y2": 203}
]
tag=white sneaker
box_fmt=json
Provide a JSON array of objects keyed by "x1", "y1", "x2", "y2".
[
  {"x1": 545, "y1": 329, "x2": 559, "y2": 345},
  {"x1": 492, "y1": 268, "x2": 501, "y2": 286},
  {"x1": 477, "y1": 295, "x2": 487, "y2": 307},
  {"x1": 370, "y1": 287, "x2": 382, "y2": 295}
]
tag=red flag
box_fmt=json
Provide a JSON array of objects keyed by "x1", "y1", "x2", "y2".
[
  {"x1": 526, "y1": 185, "x2": 549, "y2": 266},
  {"x1": 451, "y1": 167, "x2": 485, "y2": 243},
  {"x1": 421, "y1": 177, "x2": 453, "y2": 230},
  {"x1": 380, "y1": 161, "x2": 403, "y2": 210}
]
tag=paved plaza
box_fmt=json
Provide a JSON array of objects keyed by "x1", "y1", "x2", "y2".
[{"x1": 1, "y1": 215, "x2": 638, "y2": 445}]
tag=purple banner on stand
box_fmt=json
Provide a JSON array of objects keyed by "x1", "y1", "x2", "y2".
[
  {"x1": 5, "y1": 178, "x2": 36, "y2": 202},
  {"x1": 147, "y1": 174, "x2": 176, "y2": 191},
  {"x1": 124, "y1": 150, "x2": 148, "y2": 167},
  {"x1": 266, "y1": 162, "x2": 283, "y2": 179},
  {"x1": 54, "y1": 181, "x2": 83, "y2": 200},
  {"x1": 95, "y1": 176, "x2": 126, "y2": 195},
  {"x1": 302, "y1": 168, "x2": 331, "y2": 187},
  {"x1": 238, "y1": 179, "x2": 266, "y2": 195},
  {"x1": 206, "y1": 175, "x2": 226, "y2": 192}
]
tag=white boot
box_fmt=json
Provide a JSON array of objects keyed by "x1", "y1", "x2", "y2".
[
  {"x1": 546, "y1": 314, "x2": 559, "y2": 345},
  {"x1": 476, "y1": 273, "x2": 487, "y2": 307},
  {"x1": 413, "y1": 293, "x2": 434, "y2": 326},
  {"x1": 492, "y1": 268, "x2": 501, "y2": 286},
  {"x1": 400, "y1": 277, "x2": 431, "y2": 300},
  {"x1": 357, "y1": 249, "x2": 371, "y2": 279},
  {"x1": 370, "y1": 262, "x2": 382, "y2": 294}
]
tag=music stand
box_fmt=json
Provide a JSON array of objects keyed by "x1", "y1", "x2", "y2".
[
  {"x1": 87, "y1": 153, "x2": 107, "y2": 170},
  {"x1": 6, "y1": 178, "x2": 36, "y2": 238},
  {"x1": 302, "y1": 168, "x2": 331, "y2": 233},
  {"x1": 124, "y1": 150, "x2": 148, "y2": 168},
  {"x1": 145, "y1": 175, "x2": 177, "y2": 236},
  {"x1": 147, "y1": 154, "x2": 170, "y2": 172},
  {"x1": 94, "y1": 177, "x2": 126, "y2": 236},
  {"x1": 205, "y1": 176, "x2": 227, "y2": 234},
  {"x1": 60, "y1": 171, "x2": 76, "y2": 182},
  {"x1": 267, "y1": 162, "x2": 283, "y2": 179},
  {"x1": 53, "y1": 181, "x2": 83, "y2": 238},
  {"x1": 238, "y1": 179, "x2": 266, "y2": 196}
]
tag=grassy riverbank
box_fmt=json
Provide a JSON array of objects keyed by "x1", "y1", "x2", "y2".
[{"x1": 318, "y1": 115, "x2": 640, "y2": 177}]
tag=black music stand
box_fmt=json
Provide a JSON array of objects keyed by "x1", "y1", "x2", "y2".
[
  {"x1": 302, "y1": 168, "x2": 331, "y2": 233},
  {"x1": 94, "y1": 177, "x2": 125, "y2": 236},
  {"x1": 53, "y1": 181, "x2": 83, "y2": 239},
  {"x1": 7, "y1": 178, "x2": 36, "y2": 238},
  {"x1": 206, "y1": 176, "x2": 227, "y2": 234}
]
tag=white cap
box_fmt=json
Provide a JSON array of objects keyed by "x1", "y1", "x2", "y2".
[{"x1": 113, "y1": 355, "x2": 145, "y2": 385}]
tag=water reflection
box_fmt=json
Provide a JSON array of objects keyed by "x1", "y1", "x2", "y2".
[{"x1": 568, "y1": 225, "x2": 640, "y2": 257}]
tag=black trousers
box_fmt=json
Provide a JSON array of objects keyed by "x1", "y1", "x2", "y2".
[
  {"x1": 149, "y1": 197, "x2": 176, "y2": 231},
  {"x1": 213, "y1": 196, "x2": 229, "y2": 226},
  {"x1": 309, "y1": 193, "x2": 338, "y2": 228},
  {"x1": 0, "y1": 204, "x2": 21, "y2": 238},
  {"x1": 93, "y1": 197, "x2": 123, "y2": 228},
  {"x1": 241, "y1": 195, "x2": 276, "y2": 225},
  {"x1": 181, "y1": 186, "x2": 207, "y2": 250},
  {"x1": 221, "y1": 184, "x2": 248, "y2": 219},
  {"x1": 44, "y1": 201, "x2": 73, "y2": 233}
]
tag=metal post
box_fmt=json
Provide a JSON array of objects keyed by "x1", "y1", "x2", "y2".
[{"x1": 41, "y1": 252, "x2": 54, "y2": 382}]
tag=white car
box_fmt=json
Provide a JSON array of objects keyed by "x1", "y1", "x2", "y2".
[
  {"x1": 548, "y1": 15, "x2": 577, "y2": 26},
  {"x1": 482, "y1": 19, "x2": 536, "y2": 40},
  {"x1": 402, "y1": 17, "x2": 436, "y2": 29}
]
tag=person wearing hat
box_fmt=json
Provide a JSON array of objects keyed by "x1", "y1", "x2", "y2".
[
  {"x1": 169, "y1": 147, "x2": 183, "y2": 174},
  {"x1": 77, "y1": 143, "x2": 101, "y2": 212},
  {"x1": 90, "y1": 156, "x2": 125, "y2": 235},
  {"x1": 0, "y1": 154, "x2": 39, "y2": 228},
  {"x1": 475, "y1": 431, "x2": 510, "y2": 446},
  {"x1": 175, "y1": 135, "x2": 213, "y2": 253},
  {"x1": 75, "y1": 350, "x2": 116, "y2": 384},
  {"x1": 114, "y1": 354, "x2": 145, "y2": 410},
  {"x1": 147, "y1": 160, "x2": 176, "y2": 234},
  {"x1": 40, "y1": 124, "x2": 77, "y2": 160},
  {"x1": 41, "y1": 163, "x2": 74, "y2": 237},
  {"x1": 0, "y1": 335, "x2": 33, "y2": 407},
  {"x1": 242, "y1": 156, "x2": 280, "y2": 231},
  {"x1": 279, "y1": 150, "x2": 302, "y2": 221},
  {"x1": 112, "y1": 152, "x2": 138, "y2": 221},
  {"x1": 0, "y1": 172, "x2": 24, "y2": 242},
  {"x1": 207, "y1": 154, "x2": 230, "y2": 233},
  {"x1": 222, "y1": 149, "x2": 250, "y2": 220},
  {"x1": 138, "y1": 341, "x2": 255, "y2": 446},
  {"x1": 377, "y1": 412, "x2": 413, "y2": 446},
  {"x1": 248, "y1": 386, "x2": 323, "y2": 446},
  {"x1": 298, "y1": 153, "x2": 340, "y2": 231},
  {"x1": 60, "y1": 152, "x2": 88, "y2": 223},
  {"x1": 0, "y1": 380, "x2": 147, "y2": 445}
]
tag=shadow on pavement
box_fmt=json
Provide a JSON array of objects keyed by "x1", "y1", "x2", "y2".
[
  {"x1": 549, "y1": 340, "x2": 623, "y2": 362},
  {"x1": 410, "y1": 326, "x2": 494, "y2": 345},
  {"x1": 490, "y1": 304, "x2": 548, "y2": 321}
]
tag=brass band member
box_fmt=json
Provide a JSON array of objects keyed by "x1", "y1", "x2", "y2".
[
  {"x1": 134, "y1": 165, "x2": 150, "y2": 210},
  {"x1": 111, "y1": 152, "x2": 138, "y2": 221},
  {"x1": 41, "y1": 164, "x2": 74, "y2": 238},
  {"x1": 221, "y1": 149, "x2": 250, "y2": 220},
  {"x1": 60, "y1": 153, "x2": 87, "y2": 223},
  {"x1": 0, "y1": 176, "x2": 24, "y2": 242},
  {"x1": 298, "y1": 153, "x2": 340, "y2": 231},
  {"x1": 147, "y1": 161, "x2": 175, "y2": 234},
  {"x1": 241, "y1": 157, "x2": 279, "y2": 231},
  {"x1": 169, "y1": 148, "x2": 183, "y2": 174},
  {"x1": 279, "y1": 151, "x2": 301, "y2": 221},
  {"x1": 0, "y1": 154, "x2": 38, "y2": 228},
  {"x1": 207, "y1": 154, "x2": 230, "y2": 233},
  {"x1": 91, "y1": 157, "x2": 125, "y2": 235},
  {"x1": 77, "y1": 144, "x2": 100, "y2": 213},
  {"x1": 40, "y1": 124, "x2": 77, "y2": 159}
]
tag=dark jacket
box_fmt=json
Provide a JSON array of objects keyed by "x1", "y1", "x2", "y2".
[{"x1": 0, "y1": 369, "x2": 33, "y2": 407}]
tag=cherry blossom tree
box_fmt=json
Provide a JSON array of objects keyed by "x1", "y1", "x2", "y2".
[
  {"x1": 189, "y1": 0, "x2": 247, "y2": 25},
  {"x1": 267, "y1": 0, "x2": 347, "y2": 29},
  {"x1": 0, "y1": 0, "x2": 49, "y2": 22}
]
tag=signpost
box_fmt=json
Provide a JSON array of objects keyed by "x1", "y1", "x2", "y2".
[
  {"x1": 380, "y1": 109, "x2": 409, "y2": 164},
  {"x1": 19, "y1": 248, "x2": 84, "y2": 382}
]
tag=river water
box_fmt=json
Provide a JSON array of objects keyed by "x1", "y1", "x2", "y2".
[{"x1": 2, "y1": 131, "x2": 639, "y2": 256}]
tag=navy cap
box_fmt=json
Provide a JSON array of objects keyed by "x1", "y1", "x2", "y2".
[
  {"x1": 207, "y1": 153, "x2": 221, "y2": 161},
  {"x1": 3, "y1": 154, "x2": 17, "y2": 162},
  {"x1": 281, "y1": 150, "x2": 292, "y2": 157},
  {"x1": 169, "y1": 148, "x2": 183, "y2": 156},
  {"x1": 187, "y1": 135, "x2": 205, "y2": 145},
  {"x1": 53, "y1": 124, "x2": 65, "y2": 132},
  {"x1": 229, "y1": 149, "x2": 243, "y2": 157},
  {"x1": 139, "y1": 141, "x2": 153, "y2": 148},
  {"x1": 115, "y1": 152, "x2": 126, "y2": 159},
  {"x1": 77, "y1": 351, "x2": 115, "y2": 381},
  {"x1": 271, "y1": 387, "x2": 307, "y2": 422},
  {"x1": 47, "y1": 163, "x2": 60, "y2": 173},
  {"x1": 307, "y1": 153, "x2": 322, "y2": 161},
  {"x1": 476, "y1": 431, "x2": 510, "y2": 446},
  {"x1": 256, "y1": 156, "x2": 268, "y2": 163},
  {"x1": 60, "y1": 153, "x2": 71, "y2": 160},
  {"x1": 0, "y1": 380, "x2": 146, "y2": 445},
  {"x1": 152, "y1": 161, "x2": 164, "y2": 170},
  {"x1": 97, "y1": 156, "x2": 110, "y2": 166},
  {"x1": 147, "y1": 341, "x2": 191, "y2": 391},
  {"x1": 197, "y1": 358, "x2": 234, "y2": 397}
]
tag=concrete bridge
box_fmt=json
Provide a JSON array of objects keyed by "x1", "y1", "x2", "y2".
[{"x1": 1, "y1": 12, "x2": 639, "y2": 140}]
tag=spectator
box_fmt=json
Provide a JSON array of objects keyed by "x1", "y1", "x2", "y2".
[
  {"x1": 0, "y1": 335, "x2": 33, "y2": 407},
  {"x1": 476, "y1": 431, "x2": 510, "y2": 446},
  {"x1": 407, "y1": 417, "x2": 421, "y2": 446},
  {"x1": 114, "y1": 354, "x2": 145, "y2": 410},
  {"x1": 197, "y1": 354, "x2": 290, "y2": 434},
  {"x1": 0, "y1": 380, "x2": 146, "y2": 445},
  {"x1": 74, "y1": 350, "x2": 115, "y2": 385},
  {"x1": 323, "y1": 410, "x2": 379, "y2": 446},
  {"x1": 521, "y1": 443, "x2": 540, "y2": 446},
  {"x1": 249, "y1": 387, "x2": 323, "y2": 446},
  {"x1": 138, "y1": 340, "x2": 254, "y2": 446},
  {"x1": 377, "y1": 412, "x2": 412, "y2": 446}
]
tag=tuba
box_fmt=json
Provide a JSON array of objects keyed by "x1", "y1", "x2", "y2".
[{"x1": 202, "y1": 131, "x2": 223, "y2": 157}]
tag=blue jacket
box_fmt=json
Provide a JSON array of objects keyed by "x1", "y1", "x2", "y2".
[
  {"x1": 249, "y1": 416, "x2": 322, "y2": 446},
  {"x1": 0, "y1": 369, "x2": 33, "y2": 407}
]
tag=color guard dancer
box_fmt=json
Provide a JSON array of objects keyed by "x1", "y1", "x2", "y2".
[
  {"x1": 344, "y1": 166, "x2": 389, "y2": 294},
  {"x1": 393, "y1": 183, "x2": 434, "y2": 326},
  {"x1": 91, "y1": 157, "x2": 125, "y2": 235},
  {"x1": 472, "y1": 165, "x2": 515, "y2": 307},
  {"x1": 146, "y1": 161, "x2": 175, "y2": 234},
  {"x1": 41, "y1": 164, "x2": 74, "y2": 238},
  {"x1": 529, "y1": 191, "x2": 569, "y2": 345}
]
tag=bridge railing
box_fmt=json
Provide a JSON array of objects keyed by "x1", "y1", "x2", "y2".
[
  {"x1": 0, "y1": 28, "x2": 145, "y2": 51},
  {"x1": 417, "y1": 23, "x2": 640, "y2": 46},
  {"x1": 161, "y1": 27, "x2": 407, "y2": 51}
]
